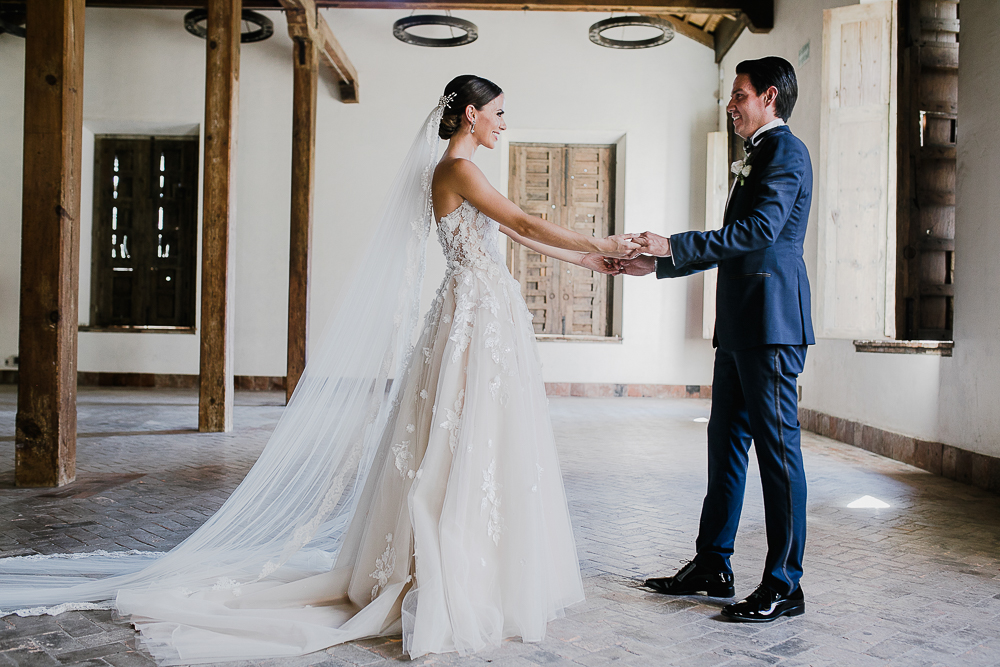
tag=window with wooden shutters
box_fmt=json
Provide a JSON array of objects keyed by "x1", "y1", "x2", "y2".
[
  {"x1": 896, "y1": 0, "x2": 959, "y2": 340},
  {"x1": 819, "y1": 0, "x2": 960, "y2": 347},
  {"x1": 89, "y1": 136, "x2": 199, "y2": 329},
  {"x1": 507, "y1": 143, "x2": 617, "y2": 339}
]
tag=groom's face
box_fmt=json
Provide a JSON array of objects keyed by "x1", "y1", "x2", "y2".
[{"x1": 728, "y1": 74, "x2": 775, "y2": 139}]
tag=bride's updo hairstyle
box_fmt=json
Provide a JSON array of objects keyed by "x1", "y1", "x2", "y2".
[{"x1": 438, "y1": 75, "x2": 503, "y2": 140}]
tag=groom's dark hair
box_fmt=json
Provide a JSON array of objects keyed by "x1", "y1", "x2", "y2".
[{"x1": 736, "y1": 57, "x2": 798, "y2": 121}]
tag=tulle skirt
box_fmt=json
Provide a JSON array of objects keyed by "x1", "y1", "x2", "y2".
[{"x1": 117, "y1": 264, "x2": 585, "y2": 663}]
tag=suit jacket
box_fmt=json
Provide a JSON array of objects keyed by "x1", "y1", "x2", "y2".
[{"x1": 656, "y1": 125, "x2": 815, "y2": 350}]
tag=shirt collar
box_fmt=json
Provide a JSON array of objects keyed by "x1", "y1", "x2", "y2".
[{"x1": 750, "y1": 118, "x2": 786, "y2": 146}]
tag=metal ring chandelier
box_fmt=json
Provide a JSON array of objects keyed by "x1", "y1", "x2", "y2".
[
  {"x1": 183, "y1": 9, "x2": 274, "y2": 43},
  {"x1": 393, "y1": 15, "x2": 478, "y2": 48},
  {"x1": 588, "y1": 15, "x2": 675, "y2": 49}
]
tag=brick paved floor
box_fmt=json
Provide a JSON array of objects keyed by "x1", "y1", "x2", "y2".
[{"x1": 1, "y1": 386, "x2": 999, "y2": 667}]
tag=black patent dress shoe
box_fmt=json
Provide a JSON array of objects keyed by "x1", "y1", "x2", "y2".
[
  {"x1": 721, "y1": 583, "x2": 805, "y2": 622},
  {"x1": 643, "y1": 561, "x2": 735, "y2": 597}
]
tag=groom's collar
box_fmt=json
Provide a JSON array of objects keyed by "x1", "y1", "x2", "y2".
[{"x1": 749, "y1": 119, "x2": 787, "y2": 147}]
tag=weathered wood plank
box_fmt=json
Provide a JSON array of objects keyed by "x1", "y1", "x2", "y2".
[
  {"x1": 652, "y1": 14, "x2": 713, "y2": 48},
  {"x1": 79, "y1": 0, "x2": 760, "y2": 17},
  {"x1": 16, "y1": 0, "x2": 85, "y2": 488},
  {"x1": 920, "y1": 236, "x2": 954, "y2": 252},
  {"x1": 713, "y1": 14, "x2": 747, "y2": 62},
  {"x1": 198, "y1": 0, "x2": 241, "y2": 432},
  {"x1": 919, "y1": 42, "x2": 958, "y2": 69},
  {"x1": 316, "y1": 14, "x2": 359, "y2": 103},
  {"x1": 919, "y1": 17, "x2": 959, "y2": 33},
  {"x1": 285, "y1": 34, "x2": 317, "y2": 403}
]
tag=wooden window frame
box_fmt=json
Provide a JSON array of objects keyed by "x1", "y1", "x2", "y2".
[
  {"x1": 87, "y1": 135, "x2": 199, "y2": 332},
  {"x1": 506, "y1": 141, "x2": 621, "y2": 341}
]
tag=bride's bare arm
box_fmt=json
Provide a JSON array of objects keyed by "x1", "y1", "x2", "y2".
[
  {"x1": 437, "y1": 158, "x2": 640, "y2": 258},
  {"x1": 499, "y1": 224, "x2": 620, "y2": 275}
]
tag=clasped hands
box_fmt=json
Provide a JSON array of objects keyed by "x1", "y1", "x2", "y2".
[{"x1": 581, "y1": 231, "x2": 671, "y2": 276}]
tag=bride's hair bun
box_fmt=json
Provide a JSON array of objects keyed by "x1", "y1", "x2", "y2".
[{"x1": 439, "y1": 75, "x2": 503, "y2": 140}]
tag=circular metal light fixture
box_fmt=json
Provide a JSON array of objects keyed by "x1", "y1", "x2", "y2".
[
  {"x1": 393, "y1": 15, "x2": 478, "y2": 48},
  {"x1": 588, "y1": 15, "x2": 675, "y2": 49},
  {"x1": 183, "y1": 9, "x2": 274, "y2": 43}
]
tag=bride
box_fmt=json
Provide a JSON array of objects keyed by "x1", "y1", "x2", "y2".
[{"x1": 0, "y1": 75, "x2": 641, "y2": 663}]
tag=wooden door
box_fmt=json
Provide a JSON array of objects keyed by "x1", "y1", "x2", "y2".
[{"x1": 507, "y1": 143, "x2": 616, "y2": 338}]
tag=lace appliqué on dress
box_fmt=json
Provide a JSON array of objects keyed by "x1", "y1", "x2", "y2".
[
  {"x1": 392, "y1": 440, "x2": 413, "y2": 477},
  {"x1": 481, "y1": 459, "x2": 504, "y2": 546},
  {"x1": 439, "y1": 390, "x2": 466, "y2": 453},
  {"x1": 370, "y1": 533, "x2": 397, "y2": 601}
]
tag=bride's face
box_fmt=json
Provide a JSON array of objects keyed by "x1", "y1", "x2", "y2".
[{"x1": 473, "y1": 95, "x2": 506, "y2": 149}]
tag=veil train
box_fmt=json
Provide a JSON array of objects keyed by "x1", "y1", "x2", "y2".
[{"x1": 0, "y1": 97, "x2": 454, "y2": 661}]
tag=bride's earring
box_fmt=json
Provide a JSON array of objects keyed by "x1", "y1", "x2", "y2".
[{"x1": 470, "y1": 118, "x2": 476, "y2": 134}]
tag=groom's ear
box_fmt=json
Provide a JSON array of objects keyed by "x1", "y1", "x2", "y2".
[{"x1": 763, "y1": 85, "x2": 780, "y2": 112}]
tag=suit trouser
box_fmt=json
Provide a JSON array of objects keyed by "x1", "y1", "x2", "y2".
[{"x1": 693, "y1": 344, "x2": 808, "y2": 594}]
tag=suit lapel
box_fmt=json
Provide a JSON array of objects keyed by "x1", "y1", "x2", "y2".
[{"x1": 722, "y1": 126, "x2": 789, "y2": 223}]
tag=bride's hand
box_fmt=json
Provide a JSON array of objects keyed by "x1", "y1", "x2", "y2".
[{"x1": 600, "y1": 234, "x2": 645, "y2": 259}]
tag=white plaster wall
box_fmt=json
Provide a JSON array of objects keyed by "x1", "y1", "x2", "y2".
[
  {"x1": 0, "y1": 35, "x2": 25, "y2": 371},
  {"x1": 313, "y1": 9, "x2": 719, "y2": 385},
  {"x1": 721, "y1": 0, "x2": 943, "y2": 440},
  {"x1": 937, "y1": 0, "x2": 1000, "y2": 458},
  {"x1": 0, "y1": 8, "x2": 721, "y2": 384}
]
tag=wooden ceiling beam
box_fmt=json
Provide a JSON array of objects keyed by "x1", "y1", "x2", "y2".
[
  {"x1": 654, "y1": 14, "x2": 713, "y2": 48},
  {"x1": 712, "y1": 13, "x2": 746, "y2": 62},
  {"x1": 72, "y1": 0, "x2": 774, "y2": 33},
  {"x1": 282, "y1": 0, "x2": 360, "y2": 101}
]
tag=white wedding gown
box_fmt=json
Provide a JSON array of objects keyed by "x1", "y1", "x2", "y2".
[{"x1": 114, "y1": 199, "x2": 585, "y2": 662}]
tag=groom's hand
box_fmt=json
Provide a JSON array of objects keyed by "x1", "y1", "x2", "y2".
[
  {"x1": 638, "y1": 231, "x2": 671, "y2": 257},
  {"x1": 618, "y1": 255, "x2": 656, "y2": 276}
]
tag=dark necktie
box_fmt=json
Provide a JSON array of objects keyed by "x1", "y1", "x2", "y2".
[{"x1": 743, "y1": 138, "x2": 754, "y2": 156}]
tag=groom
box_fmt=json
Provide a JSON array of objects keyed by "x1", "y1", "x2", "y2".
[{"x1": 620, "y1": 56, "x2": 814, "y2": 622}]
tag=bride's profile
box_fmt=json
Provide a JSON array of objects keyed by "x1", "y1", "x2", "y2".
[{"x1": 0, "y1": 75, "x2": 641, "y2": 664}]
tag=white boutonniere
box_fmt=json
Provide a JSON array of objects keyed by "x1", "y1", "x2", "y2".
[{"x1": 731, "y1": 158, "x2": 752, "y2": 186}]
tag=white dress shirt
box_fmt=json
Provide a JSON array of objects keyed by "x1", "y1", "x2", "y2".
[{"x1": 749, "y1": 118, "x2": 787, "y2": 147}]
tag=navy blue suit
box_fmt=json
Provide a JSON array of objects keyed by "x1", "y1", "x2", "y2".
[{"x1": 657, "y1": 125, "x2": 813, "y2": 594}]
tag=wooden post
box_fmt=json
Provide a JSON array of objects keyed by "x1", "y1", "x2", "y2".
[
  {"x1": 286, "y1": 36, "x2": 318, "y2": 403},
  {"x1": 198, "y1": 0, "x2": 241, "y2": 432},
  {"x1": 15, "y1": 0, "x2": 85, "y2": 487}
]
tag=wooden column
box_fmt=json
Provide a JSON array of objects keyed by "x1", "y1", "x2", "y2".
[
  {"x1": 198, "y1": 0, "x2": 241, "y2": 432},
  {"x1": 15, "y1": 0, "x2": 86, "y2": 487},
  {"x1": 285, "y1": 36, "x2": 318, "y2": 403}
]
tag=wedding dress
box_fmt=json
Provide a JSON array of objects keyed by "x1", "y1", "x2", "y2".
[{"x1": 0, "y1": 96, "x2": 584, "y2": 664}]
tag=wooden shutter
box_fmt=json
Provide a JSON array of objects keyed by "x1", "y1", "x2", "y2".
[
  {"x1": 817, "y1": 1, "x2": 898, "y2": 338},
  {"x1": 897, "y1": 0, "x2": 959, "y2": 340},
  {"x1": 148, "y1": 138, "x2": 199, "y2": 326},
  {"x1": 90, "y1": 136, "x2": 198, "y2": 328},
  {"x1": 702, "y1": 132, "x2": 729, "y2": 340},
  {"x1": 507, "y1": 143, "x2": 615, "y2": 338}
]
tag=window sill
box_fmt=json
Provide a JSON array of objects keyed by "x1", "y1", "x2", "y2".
[
  {"x1": 853, "y1": 340, "x2": 953, "y2": 356},
  {"x1": 536, "y1": 334, "x2": 622, "y2": 343},
  {"x1": 79, "y1": 325, "x2": 196, "y2": 334}
]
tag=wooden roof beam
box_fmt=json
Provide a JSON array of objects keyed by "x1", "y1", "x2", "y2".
[
  {"x1": 321, "y1": 1, "x2": 772, "y2": 32},
  {"x1": 76, "y1": 0, "x2": 774, "y2": 33},
  {"x1": 280, "y1": 0, "x2": 359, "y2": 102},
  {"x1": 656, "y1": 15, "x2": 713, "y2": 48}
]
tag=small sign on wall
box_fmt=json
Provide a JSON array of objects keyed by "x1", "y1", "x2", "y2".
[{"x1": 798, "y1": 40, "x2": 811, "y2": 67}]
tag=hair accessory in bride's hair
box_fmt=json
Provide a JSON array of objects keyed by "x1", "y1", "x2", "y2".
[{"x1": 438, "y1": 92, "x2": 457, "y2": 109}]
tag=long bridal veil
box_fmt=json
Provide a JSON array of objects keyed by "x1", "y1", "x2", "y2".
[{"x1": 0, "y1": 97, "x2": 452, "y2": 638}]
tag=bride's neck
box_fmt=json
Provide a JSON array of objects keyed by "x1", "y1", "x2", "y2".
[{"x1": 446, "y1": 133, "x2": 479, "y2": 160}]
